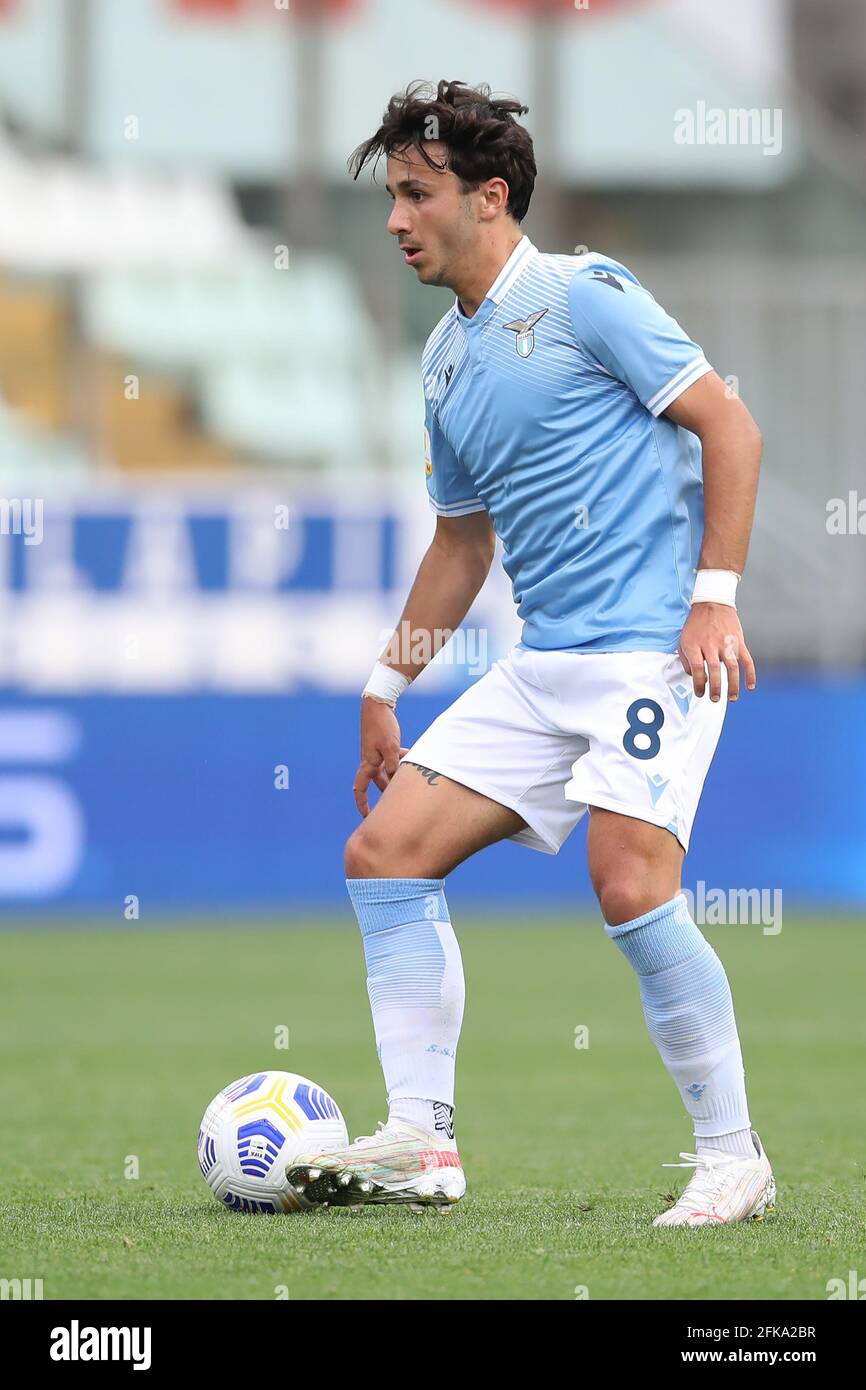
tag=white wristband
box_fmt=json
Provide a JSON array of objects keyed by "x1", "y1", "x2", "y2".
[
  {"x1": 362, "y1": 661, "x2": 410, "y2": 707},
  {"x1": 691, "y1": 569, "x2": 740, "y2": 608}
]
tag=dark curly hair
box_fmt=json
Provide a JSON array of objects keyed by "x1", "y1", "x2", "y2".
[{"x1": 348, "y1": 78, "x2": 537, "y2": 224}]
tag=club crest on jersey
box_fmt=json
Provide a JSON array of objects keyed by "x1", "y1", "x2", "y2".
[{"x1": 502, "y1": 307, "x2": 549, "y2": 358}]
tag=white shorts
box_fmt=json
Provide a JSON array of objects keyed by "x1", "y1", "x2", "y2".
[{"x1": 400, "y1": 645, "x2": 727, "y2": 855}]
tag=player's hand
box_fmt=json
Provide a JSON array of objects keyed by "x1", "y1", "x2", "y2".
[
  {"x1": 678, "y1": 604, "x2": 756, "y2": 702},
  {"x1": 353, "y1": 698, "x2": 409, "y2": 817}
]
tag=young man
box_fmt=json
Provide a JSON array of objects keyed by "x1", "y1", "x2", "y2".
[{"x1": 288, "y1": 80, "x2": 774, "y2": 1226}]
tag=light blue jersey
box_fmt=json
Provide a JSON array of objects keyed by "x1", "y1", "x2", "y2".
[{"x1": 421, "y1": 236, "x2": 713, "y2": 652}]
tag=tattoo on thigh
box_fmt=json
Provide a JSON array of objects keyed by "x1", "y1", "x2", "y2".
[{"x1": 406, "y1": 762, "x2": 441, "y2": 787}]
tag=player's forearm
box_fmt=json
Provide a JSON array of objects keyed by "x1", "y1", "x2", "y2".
[
  {"x1": 377, "y1": 538, "x2": 492, "y2": 682},
  {"x1": 697, "y1": 407, "x2": 762, "y2": 575}
]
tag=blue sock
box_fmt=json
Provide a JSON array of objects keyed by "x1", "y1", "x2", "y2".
[
  {"x1": 605, "y1": 893, "x2": 753, "y2": 1152},
  {"x1": 346, "y1": 878, "x2": 464, "y2": 1127}
]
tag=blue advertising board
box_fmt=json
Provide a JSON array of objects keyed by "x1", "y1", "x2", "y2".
[
  {"x1": 0, "y1": 680, "x2": 862, "y2": 912},
  {"x1": 0, "y1": 490, "x2": 862, "y2": 911}
]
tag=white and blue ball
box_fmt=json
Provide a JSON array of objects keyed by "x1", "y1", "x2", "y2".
[{"x1": 197, "y1": 1069, "x2": 348, "y2": 1213}]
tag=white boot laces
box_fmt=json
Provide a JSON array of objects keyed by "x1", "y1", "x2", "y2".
[
  {"x1": 351, "y1": 1120, "x2": 410, "y2": 1148},
  {"x1": 662, "y1": 1150, "x2": 739, "y2": 1205}
]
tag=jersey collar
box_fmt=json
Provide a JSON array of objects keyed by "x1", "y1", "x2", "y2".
[{"x1": 455, "y1": 234, "x2": 538, "y2": 326}]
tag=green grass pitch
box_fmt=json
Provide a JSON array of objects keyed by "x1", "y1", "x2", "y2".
[{"x1": 1, "y1": 915, "x2": 864, "y2": 1301}]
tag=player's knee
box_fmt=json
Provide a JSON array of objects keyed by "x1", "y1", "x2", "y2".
[
  {"x1": 589, "y1": 814, "x2": 683, "y2": 926},
  {"x1": 344, "y1": 823, "x2": 419, "y2": 878},
  {"x1": 344, "y1": 826, "x2": 385, "y2": 879},
  {"x1": 345, "y1": 821, "x2": 437, "y2": 879},
  {"x1": 594, "y1": 874, "x2": 662, "y2": 929}
]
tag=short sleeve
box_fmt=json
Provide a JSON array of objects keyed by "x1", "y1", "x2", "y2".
[
  {"x1": 423, "y1": 394, "x2": 486, "y2": 517},
  {"x1": 567, "y1": 261, "x2": 712, "y2": 417}
]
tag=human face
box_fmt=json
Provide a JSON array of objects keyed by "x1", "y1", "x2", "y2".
[{"x1": 385, "y1": 141, "x2": 477, "y2": 290}]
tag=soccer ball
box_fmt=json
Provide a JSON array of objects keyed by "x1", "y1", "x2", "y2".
[{"x1": 197, "y1": 1070, "x2": 348, "y2": 1213}]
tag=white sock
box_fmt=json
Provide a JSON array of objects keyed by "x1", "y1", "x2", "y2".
[
  {"x1": 388, "y1": 1097, "x2": 455, "y2": 1141},
  {"x1": 697, "y1": 1127, "x2": 757, "y2": 1159}
]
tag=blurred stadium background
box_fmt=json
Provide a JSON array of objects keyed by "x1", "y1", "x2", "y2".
[{"x1": 0, "y1": 0, "x2": 864, "y2": 917}]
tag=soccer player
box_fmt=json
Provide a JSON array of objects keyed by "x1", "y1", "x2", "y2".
[{"x1": 289, "y1": 80, "x2": 774, "y2": 1226}]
